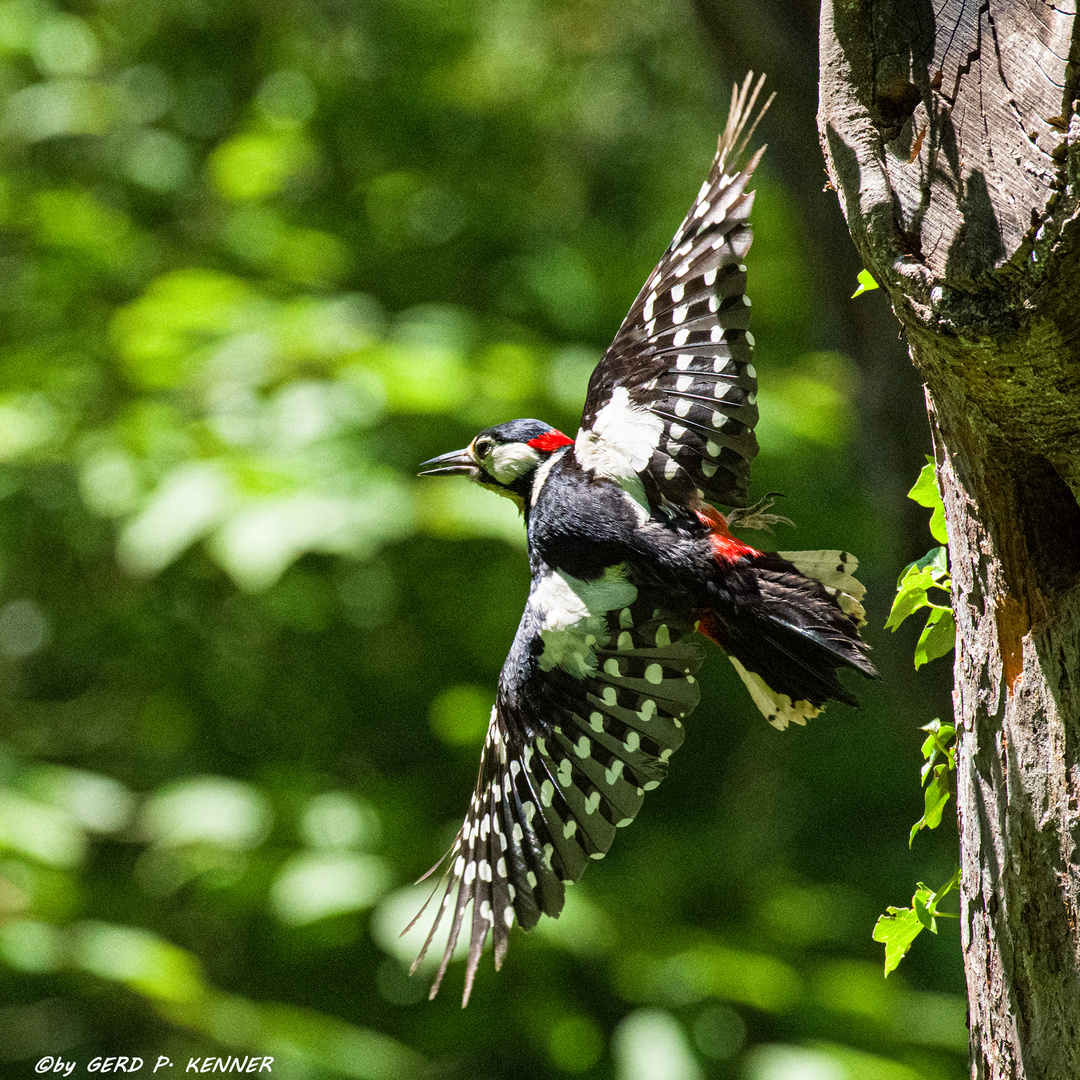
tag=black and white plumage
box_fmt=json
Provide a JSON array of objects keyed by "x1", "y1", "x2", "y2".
[{"x1": 411, "y1": 75, "x2": 876, "y2": 1005}]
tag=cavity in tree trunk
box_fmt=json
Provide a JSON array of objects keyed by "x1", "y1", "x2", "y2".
[{"x1": 818, "y1": 2, "x2": 1080, "y2": 1077}]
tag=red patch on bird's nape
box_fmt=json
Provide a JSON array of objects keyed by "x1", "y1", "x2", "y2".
[
  {"x1": 693, "y1": 504, "x2": 761, "y2": 564},
  {"x1": 527, "y1": 429, "x2": 574, "y2": 453}
]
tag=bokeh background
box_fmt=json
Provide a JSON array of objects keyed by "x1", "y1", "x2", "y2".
[{"x1": 0, "y1": 1, "x2": 964, "y2": 1077}]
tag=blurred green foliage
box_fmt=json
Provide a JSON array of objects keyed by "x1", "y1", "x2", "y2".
[{"x1": 0, "y1": 1, "x2": 964, "y2": 1078}]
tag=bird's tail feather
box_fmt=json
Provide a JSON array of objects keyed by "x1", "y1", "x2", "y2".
[{"x1": 698, "y1": 548, "x2": 876, "y2": 729}]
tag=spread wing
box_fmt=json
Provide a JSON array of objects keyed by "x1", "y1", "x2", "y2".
[
  {"x1": 577, "y1": 73, "x2": 773, "y2": 510},
  {"x1": 410, "y1": 566, "x2": 703, "y2": 1005}
]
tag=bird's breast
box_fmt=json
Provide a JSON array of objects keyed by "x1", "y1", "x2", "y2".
[{"x1": 526, "y1": 456, "x2": 674, "y2": 583}]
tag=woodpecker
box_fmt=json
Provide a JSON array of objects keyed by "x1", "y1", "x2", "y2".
[{"x1": 411, "y1": 75, "x2": 875, "y2": 1005}]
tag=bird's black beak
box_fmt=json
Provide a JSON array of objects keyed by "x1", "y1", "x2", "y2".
[{"x1": 417, "y1": 447, "x2": 478, "y2": 478}]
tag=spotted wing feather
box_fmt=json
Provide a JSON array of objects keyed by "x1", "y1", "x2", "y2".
[
  {"x1": 411, "y1": 590, "x2": 703, "y2": 1005},
  {"x1": 777, "y1": 549, "x2": 867, "y2": 625},
  {"x1": 581, "y1": 73, "x2": 772, "y2": 509}
]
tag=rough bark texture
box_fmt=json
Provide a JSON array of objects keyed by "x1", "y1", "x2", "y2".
[{"x1": 819, "y1": 2, "x2": 1080, "y2": 1077}]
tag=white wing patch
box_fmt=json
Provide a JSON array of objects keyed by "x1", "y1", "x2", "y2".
[
  {"x1": 534, "y1": 565, "x2": 639, "y2": 677},
  {"x1": 728, "y1": 656, "x2": 822, "y2": 731},
  {"x1": 574, "y1": 386, "x2": 664, "y2": 513},
  {"x1": 577, "y1": 85, "x2": 767, "y2": 512}
]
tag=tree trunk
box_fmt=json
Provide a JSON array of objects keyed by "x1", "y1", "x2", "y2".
[{"x1": 818, "y1": 2, "x2": 1080, "y2": 1078}]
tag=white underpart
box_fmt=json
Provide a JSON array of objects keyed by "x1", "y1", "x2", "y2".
[
  {"x1": 484, "y1": 442, "x2": 542, "y2": 485},
  {"x1": 728, "y1": 656, "x2": 822, "y2": 731},
  {"x1": 534, "y1": 564, "x2": 638, "y2": 678},
  {"x1": 575, "y1": 386, "x2": 664, "y2": 515}
]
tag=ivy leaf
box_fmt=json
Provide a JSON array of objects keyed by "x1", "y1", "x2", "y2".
[
  {"x1": 874, "y1": 869, "x2": 960, "y2": 974},
  {"x1": 915, "y1": 545, "x2": 949, "y2": 578},
  {"x1": 851, "y1": 269, "x2": 880, "y2": 298},
  {"x1": 885, "y1": 562, "x2": 938, "y2": 630},
  {"x1": 910, "y1": 720, "x2": 956, "y2": 845},
  {"x1": 918, "y1": 719, "x2": 956, "y2": 778},
  {"x1": 886, "y1": 544, "x2": 954, "y2": 666},
  {"x1": 918, "y1": 870, "x2": 961, "y2": 928},
  {"x1": 913, "y1": 887, "x2": 937, "y2": 931},
  {"x1": 872, "y1": 905, "x2": 924, "y2": 976},
  {"x1": 908, "y1": 460, "x2": 948, "y2": 544},
  {"x1": 919, "y1": 719, "x2": 955, "y2": 761},
  {"x1": 915, "y1": 606, "x2": 956, "y2": 668},
  {"x1": 930, "y1": 504, "x2": 948, "y2": 546},
  {"x1": 909, "y1": 763, "x2": 952, "y2": 846},
  {"x1": 922, "y1": 765, "x2": 951, "y2": 829}
]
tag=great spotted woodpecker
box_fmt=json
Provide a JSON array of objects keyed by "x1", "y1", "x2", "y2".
[{"x1": 411, "y1": 75, "x2": 875, "y2": 1004}]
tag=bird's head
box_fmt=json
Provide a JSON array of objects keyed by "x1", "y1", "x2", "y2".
[{"x1": 419, "y1": 419, "x2": 573, "y2": 505}]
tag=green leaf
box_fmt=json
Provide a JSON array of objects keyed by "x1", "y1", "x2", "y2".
[
  {"x1": 919, "y1": 718, "x2": 955, "y2": 754},
  {"x1": 930, "y1": 504, "x2": 948, "y2": 545},
  {"x1": 851, "y1": 269, "x2": 880, "y2": 298},
  {"x1": 908, "y1": 460, "x2": 948, "y2": 544},
  {"x1": 912, "y1": 886, "x2": 937, "y2": 931},
  {"x1": 918, "y1": 719, "x2": 956, "y2": 774},
  {"x1": 886, "y1": 540, "x2": 954, "y2": 665},
  {"x1": 915, "y1": 607, "x2": 956, "y2": 668},
  {"x1": 910, "y1": 545, "x2": 948, "y2": 578},
  {"x1": 874, "y1": 869, "x2": 960, "y2": 974},
  {"x1": 872, "y1": 906, "x2": 924, "y2": 976},
  {"x1": 884, "y1": 563, "x2": 937, "y2": 630},
  {"x1": 909, "y1": 764, "x2": 952, "y2": 845},
  {"x1": 922, "y1": 766, "x2": 951, "y2": 829},
  {"x1": 910, "y1": 720, "x2": 957, "y2": 844}
]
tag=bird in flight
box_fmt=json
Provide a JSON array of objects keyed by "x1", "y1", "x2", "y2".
[{"x1": 411, "y1": 74, "x2": 875, "y2": 1005}]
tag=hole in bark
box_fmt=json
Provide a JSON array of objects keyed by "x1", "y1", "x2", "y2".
[
  {"x1": 875, "y1": 79, "x2": 922, "y2": 131},
  {"x1": 1016, "y1": 455, "x2": 1080, "y2": 595}
]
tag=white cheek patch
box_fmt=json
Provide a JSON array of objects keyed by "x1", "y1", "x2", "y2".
[
  {"x1": 485, "y1": 442, "x2": 542, "y2": 484},
  {"x1": 534, "y1": 565, "x2": 638, "y2": 678},
  {"x1": 575, "y1": 387, "x2": 664, "y2": 513}
]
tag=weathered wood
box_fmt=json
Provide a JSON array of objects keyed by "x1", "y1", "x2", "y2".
[{"x1": 819, "y1": 1, "x2": 1080, "y2": 1076}]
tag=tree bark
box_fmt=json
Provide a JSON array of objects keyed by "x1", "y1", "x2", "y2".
[{"x1": 818, "y1": 2, "x2": 1080, "y2": 1077}]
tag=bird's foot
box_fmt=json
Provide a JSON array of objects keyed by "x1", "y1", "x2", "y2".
[{"x1": 726, "y1": 493, "x2": 793, "y2": 532}]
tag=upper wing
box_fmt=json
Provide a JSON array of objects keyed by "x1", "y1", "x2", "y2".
[
  {"x1": 577, "y1": 73, "x2": 773, "y2": 510},
  {"x1": 410, "y1": 566, "x2": 703, "y2": 1005}
]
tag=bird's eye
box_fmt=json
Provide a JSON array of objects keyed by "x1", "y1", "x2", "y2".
[{"x1": 473, "y1": 438, "x2": 493, "y2": 460}]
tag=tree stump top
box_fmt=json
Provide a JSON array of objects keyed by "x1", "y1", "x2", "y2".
[{"x1": 820, "y1": 0, "x2": 1077, "y2": 299}]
